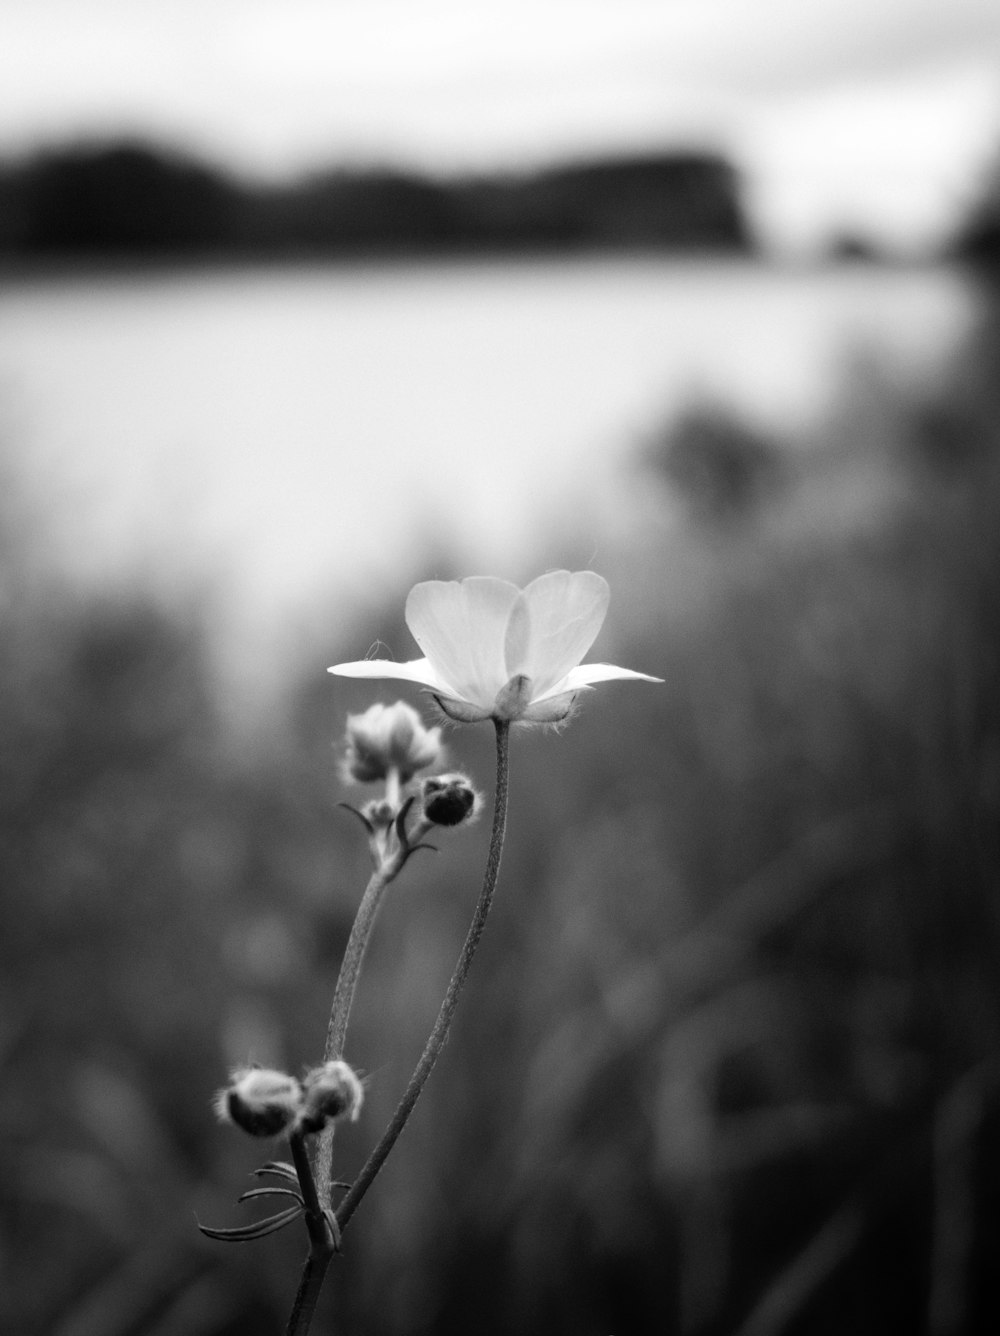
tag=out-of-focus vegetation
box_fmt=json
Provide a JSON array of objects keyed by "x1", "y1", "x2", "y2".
[
  {"x1": 4, "y1": 274, "x2": 1000, "y2": 1333},
  {"x1": 0, "y1": 139, "x2": 750, "y2": 261},
  {"x1": 954, "y1": 152, "x2": 1000, "y2": 266}
]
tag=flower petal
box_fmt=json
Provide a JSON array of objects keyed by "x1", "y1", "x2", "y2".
[
  {"x1": 535, "y1": 661, "x2": 664, "y2": 700},
  {"x1": 328, "y1": 657, "x2": 444, "y2": 689},
  {"x1": 406, "y1": 577, "x2": 520, "y2": 707},
  {"x1": 508, "y1": 571, "x2": 610, "y2": 696}
]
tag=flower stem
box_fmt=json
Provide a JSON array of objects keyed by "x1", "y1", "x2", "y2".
[
  {"x1": 334, "y1": 719, "x2": 511, "y2": 1235},
  {"x1": 315, "y1": 863, "x2": 393, "y2": 1198},
  {"x1": 284, "y1": 1132, "x2": 339, "y2": 1336},
  {"x1": 326, "y1": 869, "x2": 393, "y2": 1062},
  {"x1": 284, "y1": 1256, "x2": 333, "y2": 1336}
]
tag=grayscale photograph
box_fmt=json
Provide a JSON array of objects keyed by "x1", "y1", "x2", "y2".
[{"x1": 2, "y1": 3, "x2": 999, "y2": 1333}]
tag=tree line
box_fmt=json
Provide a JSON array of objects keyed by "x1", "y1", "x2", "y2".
[{"x1": 0, "y1": 139, "x2": 753, "y2": 259}]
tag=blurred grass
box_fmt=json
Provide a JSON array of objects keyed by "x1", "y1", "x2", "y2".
[{"x1": 3, "y1": 285, "x2": 1000, "y2": 1336}]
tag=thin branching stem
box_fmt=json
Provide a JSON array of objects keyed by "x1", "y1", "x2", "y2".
[
  {"x1": 325, "y1": 866, "x2": 393, "y2": 1063},
  {"x1": 284, "y1": 1252, "x2": 335, "y2": 1336},
  {"x1": 284, "y1": 1132, "x2": 339, "y2": 1336},
  {"x1": 287, "y1": 719, "x2": 510, "y2": 1334},
  {"x1": 314, "y1": 862, "x2": 391, "y2": 1198},
  {"x1": 334, "y1": 719, "x2": 510, "y2": 1234},
  {"x1": 315, "y1": 839, "x2": 401, "y2": 1195}
]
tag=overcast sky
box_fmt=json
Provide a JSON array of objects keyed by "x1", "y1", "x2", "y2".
[{"x1": 3, "y1": 0, "x2": 1000, "y2": 252}]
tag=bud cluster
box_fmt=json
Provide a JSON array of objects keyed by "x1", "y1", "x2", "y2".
[
  {"x1": 342, "y1": 701, "x2": 442, "y2": 786},
  {"x1": 215, "y1": 1061, "x2": 364, "y2": 1140},
  {"x1": 339, "y1": 700, "x2": 482, "y2": 868}
]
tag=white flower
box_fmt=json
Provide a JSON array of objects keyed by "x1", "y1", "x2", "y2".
[{"x1": 328, "y1": 570, "x2": 661, "y2": 725}]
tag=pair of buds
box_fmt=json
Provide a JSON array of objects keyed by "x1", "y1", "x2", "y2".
[{"x1": 215, "y1": 1060, "x2": 363, "y2": 1139}]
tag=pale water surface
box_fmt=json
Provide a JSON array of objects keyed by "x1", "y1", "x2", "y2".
[{"x1": 0, "y1": 257, "x2": 976, "y2": 705}]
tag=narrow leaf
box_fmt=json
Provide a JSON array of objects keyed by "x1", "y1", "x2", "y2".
[
  {"x1": 339, "y1": 802, "x2": 375, "y2": 835},
  {"x1": 253, "y1": 1161, "x2": 298, "y2": 1183},
  {"x1": 237, "y1": 1186, "x2": 304, "y2": 1206},
  {"x1": 198, "y1": 1204, "x2": 303, "y2": 1243},
  {"x1": 394, "y1": 796, "x2": 416, "y2": 844}
]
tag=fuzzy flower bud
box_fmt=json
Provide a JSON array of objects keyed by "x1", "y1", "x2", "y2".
[
  {"x1": 359, "y1": 798, "x2": 396, "y2": 830},
  {"x1": 298, "y1": 1060, "x2": 365, "y2": 1133},
  {"x1": 342, "y1": 700, "x2": 442, "y2": 785},
  {"x1": 421, "y1": 772, "x2": 480, "y2": 827},
  {"x1": 214, "y1": 1067, "x2": 303, "y2": 1138}
]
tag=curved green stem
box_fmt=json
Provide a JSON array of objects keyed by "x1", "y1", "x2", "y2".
[{"x1": 334, "y1": 719, "x2": 510, "y2": 1235}]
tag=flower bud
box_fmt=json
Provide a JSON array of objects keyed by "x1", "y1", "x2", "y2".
[
  {"x1": 421, "y1": 773, "x2": 480, "y2": 827},
  {"x1": 298, "y1": 1060, "x2": 365, "y2": 1133},
  {"x1": 342, "y1": 701, "x2": 442, "y2": 785},
  {"x1": 214, "y1": 1067, "x2": 303, "y2": 1138},
  {"x1": 360, "y1": 798, "x2": 396, "y2": 830}
]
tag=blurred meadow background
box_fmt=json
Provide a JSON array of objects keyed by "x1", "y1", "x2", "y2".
[{"x1": 4, "y1": 2, "x2": 1000, "y2": 1333}]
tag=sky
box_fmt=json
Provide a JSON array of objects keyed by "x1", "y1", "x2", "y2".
[{"x1": 2, "y1": 0, "x2": 1000, "y2": 253}]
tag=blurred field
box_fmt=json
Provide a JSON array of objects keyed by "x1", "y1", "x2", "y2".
[{"x1": 3, "y1": 279, "x2": 1000, "y2": 1336}]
